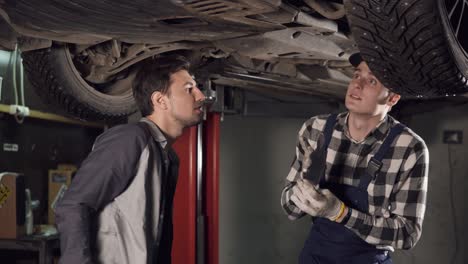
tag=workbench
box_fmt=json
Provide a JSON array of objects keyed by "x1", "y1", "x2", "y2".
[{"x1": 0, "y1": 234, "x2": 59, "y2": 264}]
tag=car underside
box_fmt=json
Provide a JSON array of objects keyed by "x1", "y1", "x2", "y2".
[{"x1": 0, "y1": 0, "x2": 466, "y2": 120}]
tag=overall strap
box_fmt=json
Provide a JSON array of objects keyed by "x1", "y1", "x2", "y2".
[{"x1": 359, "y1": 123, "x2": 406, "y2": 189}]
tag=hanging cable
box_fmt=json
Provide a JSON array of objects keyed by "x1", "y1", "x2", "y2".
[
  {"x1": 9, "y1": 43, "x2": 28, "y2": 123},
  {"x1": 11, "y1": 43, "x2": 18, "y2": 105},
  {"x1": 19, "y1": 56, "x2": 25, "y2": 106}
]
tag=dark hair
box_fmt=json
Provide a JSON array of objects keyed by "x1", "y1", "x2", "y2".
[{"x1": 132, "y1": 55, "x2": 190, "y2": 116}]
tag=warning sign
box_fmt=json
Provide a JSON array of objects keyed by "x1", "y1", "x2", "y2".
[{"x1": 0, "y1": 183, "x2": 11, "y2": 208}]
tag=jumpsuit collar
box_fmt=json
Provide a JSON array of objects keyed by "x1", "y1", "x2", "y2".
[
  {"x1": 140, "y1": 117, "x2": 169, "y2": 149},
  {"x1": 337, "y1": 112, "x2": 395, "y2": 144}
]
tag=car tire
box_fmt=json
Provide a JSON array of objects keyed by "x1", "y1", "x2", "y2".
[
  {"x1": 22, "y1": 44, "x2": 137, "y2": 121},
  {"x1": 344, "y1": 0, "x2": 468, "y2": 96}
]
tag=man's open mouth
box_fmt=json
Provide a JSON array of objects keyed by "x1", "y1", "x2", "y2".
[{"x1": 350, "y1": 94, "x2": 361, "y2": 100}]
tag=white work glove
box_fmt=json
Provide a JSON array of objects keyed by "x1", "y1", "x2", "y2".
[{"x1": 290, "y1": 179, "x2": 343, "y2": 221}]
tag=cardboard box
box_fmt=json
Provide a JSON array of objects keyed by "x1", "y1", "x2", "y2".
[
  {"x1": 57, "y1": 164, "x2": 77, "y2": 171},
  {"x1": 48, "y1": 169, "x2": 74, "y2": 224},
  {"x1": 0, "y1": 172, "x2": 25, "y2": 238}
]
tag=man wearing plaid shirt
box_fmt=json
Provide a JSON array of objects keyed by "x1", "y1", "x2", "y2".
[{"x1": 281, "y1": 53, "x2": 429, "y2": 264}]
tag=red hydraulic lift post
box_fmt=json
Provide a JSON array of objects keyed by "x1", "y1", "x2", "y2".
[
  {"x1": 172, "y1": 126, "x2": 197, "y2": 264},
  {"x1": 205, "y1": 112, "x2": 220, "y2": 264},
  {"x1": 171, "y1": 112, "x2": 220, "y2": 264}
]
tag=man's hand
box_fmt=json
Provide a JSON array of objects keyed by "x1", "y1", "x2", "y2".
[{"x1": 290, "y1": 179, "x2": 344, "y2": 221}]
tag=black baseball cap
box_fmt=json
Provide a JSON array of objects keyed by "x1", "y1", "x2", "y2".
[{"x1": 349, "y1": 52, "x2": 363, "y2": 67}]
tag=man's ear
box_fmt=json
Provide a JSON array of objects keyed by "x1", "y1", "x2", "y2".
[
  {"x1": 387, "y1": 92, "x2": 401, "y2": 107},
  {"x1": 151, "y1": 91, "x2": 168, "y2": 110}
]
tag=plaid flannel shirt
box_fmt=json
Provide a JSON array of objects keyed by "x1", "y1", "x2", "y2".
[{"x1": 281, "y1": 112, "x2": 429, "y2": 251}]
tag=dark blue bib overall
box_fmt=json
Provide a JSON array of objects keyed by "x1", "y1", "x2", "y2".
[{"x1": 299, "y1": 114, "x2": 404, "y2": 264}]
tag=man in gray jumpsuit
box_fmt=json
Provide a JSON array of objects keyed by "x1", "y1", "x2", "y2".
[{"x1": 55, "y1": 55, "x2": 206, "y2": 264}]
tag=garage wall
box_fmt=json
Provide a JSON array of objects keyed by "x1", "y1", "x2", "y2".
[
  {"x1": 0, "y1": 115, "x2": 102, "y2": 223},
  {"x1": 220, "y1": 105, "x2": 468, "y2": 264},
  {"x1": 219, "y1": 115, "x2": 309, "y2": 264},
  {"x1": 392, "y1": 105, "x2": 468, "y2": 264}
]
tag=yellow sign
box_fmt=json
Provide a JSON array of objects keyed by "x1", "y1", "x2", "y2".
[{"x1": 0, "y1": 183, "x2": 11, "y2": 208}]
